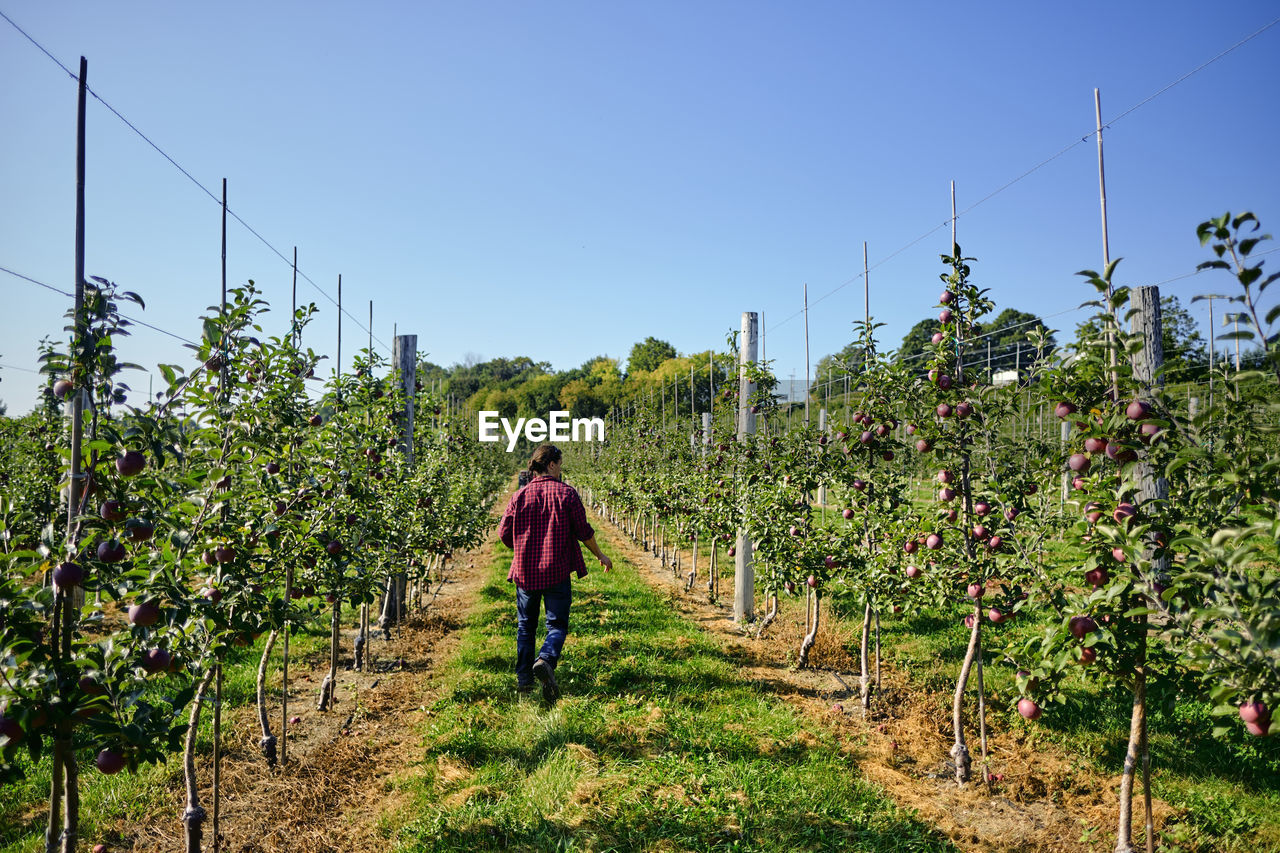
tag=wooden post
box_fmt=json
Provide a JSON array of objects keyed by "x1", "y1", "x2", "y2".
[
  {"x1": 1117, "y1": 285, "x2": 1168, "y2": 853},
  {"x1": 803, "y1": 285, "x2": 810, "y2": 425},
  {"x1": 951, "y1": 181, "x2": 957, "y2": 250},
  {"x1": 380, "y1": 335, "x2": 416, "y2": 633},
  {"x1": 817, "y1": 408, "x2": 828, "y2": 508},
  {"x1": 863, "y1": 241, "x2": 870, "y2": 329},
  {"x1": 394, "y1": 335, "x2": 417, "y2": 465},
  {"x1": 50, "y1": 56, "x2": 89, "y2": 853},
  {"x1": 1096, "y1": 89, "x2": 1120, "y2": 401},
  {"x1": 735, "y1": 312, "x2": 758, "y2": 624},
  {"x1": 66, "y1": 54, "x2": 87, "y2": 550},
  {"x1": 336, "y1": 274, "x2": 342, "y2": 382}
]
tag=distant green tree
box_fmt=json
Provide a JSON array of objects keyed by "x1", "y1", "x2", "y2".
[
  {"x1": 894, "y1": 318, "x2": 942, "y2": 366},
  {"x1": 1072, "y1": 294, "x2": 1206, "y2": 382},
  {"x1": 976, "y1": 308, "x2": 1056, "y2": 376},
  {"x1": 446, "y1": 356, "x2": 547, "y2": 400},
  {"x1": 626, "y1": 337, "x2": 677, "y2": 375},
  {"x1": 812, "y1": 341, "x2": 869, "y2": 400}
]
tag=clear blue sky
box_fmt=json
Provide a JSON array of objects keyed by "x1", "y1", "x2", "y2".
[{"x1": 3, "y1": 2, "x2": 1278, "y2": 414}]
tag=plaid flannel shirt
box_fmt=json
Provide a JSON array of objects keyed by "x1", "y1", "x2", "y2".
[{"x1": 499, "y1": 475, "x2": 594, "y2": 590}]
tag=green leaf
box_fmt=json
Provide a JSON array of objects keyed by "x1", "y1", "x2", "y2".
[{"x1": 1217, "y1": 330, "x2": 1255, "y2": 342}]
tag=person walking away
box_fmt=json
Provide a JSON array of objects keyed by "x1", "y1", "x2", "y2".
[{"x1": 498, "y1": 444, "x2": 611, "y2": 701}]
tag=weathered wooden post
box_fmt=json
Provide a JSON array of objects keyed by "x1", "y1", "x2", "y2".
[
  {"x1": 1116, "y1": 285, "x2": 1168, "y2": 853},
  {"x1": 378, "y1": 334, "x2": 417, "y2": 636},
  {"x1": 735, "y1": 312, "x2": 757, "y2": 624}
]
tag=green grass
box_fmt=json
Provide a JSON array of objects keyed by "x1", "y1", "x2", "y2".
[
  {"x1": 0, "y1": 617, "x2": 336, "y2": 853},
  {"x1": 827, "y1": 584, "x2": 1280, "y2": 853},
  {"x1": 392, "y1": 543, "x2": 954, "y2": 853}
]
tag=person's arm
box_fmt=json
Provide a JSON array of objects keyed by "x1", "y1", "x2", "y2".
[
  {"x1": 582, "y1": 534, "x2": 612, "y2": 572},
  {"x1": 498, "y1": 493, "x2": 518, "y2": 548}
]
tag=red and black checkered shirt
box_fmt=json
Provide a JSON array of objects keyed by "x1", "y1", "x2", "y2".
[{"x1": 499, "y1": 476, "x2": 595, "y2": 590}]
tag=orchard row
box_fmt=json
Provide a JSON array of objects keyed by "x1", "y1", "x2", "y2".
[
  {"x1": 569, "y1": 213, "x2": 1279, "y2": 853},
  {"x1": 0, "y1": 280, "x2": 507, "y2": 852}
]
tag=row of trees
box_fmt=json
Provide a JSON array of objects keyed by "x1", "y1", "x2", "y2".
[
  {"x1": 0, "y1": 280, "x2": 506, "y2": 851},
  {"x1": 568, "y1": 212, "x2": 1279, "y2": 853}
]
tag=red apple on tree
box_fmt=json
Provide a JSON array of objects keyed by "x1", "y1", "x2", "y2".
[
  {"x1": 53, "y1": 561, "x2": 84, "y2": 590},
  {"x1": 141, "y1": 648, "x2": 171, "y2": 673},
  {"x1": 97, "y1": 539, "x2": 127, "y2": 563},
  {"x1": 1054, "y1": 401, "x2": 1077, "y2": 419},
  {"x1": 1017, "y1": 698, "x2": 1042, "y2": 720},
  {"x1": 128, "y1": 600, "x2": 160, "y2": 627},
  {"x1": 1239, "y1": 701, "x2": 1270, "y2": 725},
  {"x1": 1125, "y1": 400, "x2": 1152, "y2": 421},
  {"x1": 0, "y1": 714, "x2": 23, "y2": 743},
  {"x1": 1068, "y1": 615, "x2": 1097, "y2": 639},
  {"x1": 96, "y1": 748, "x2": 126, "y2": 775},
  {"x1": 115, "y1": 450, "x2": 146, "y2": 477}
]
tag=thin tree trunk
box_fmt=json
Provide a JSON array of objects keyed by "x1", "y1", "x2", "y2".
[
  {"x1": 44, "y1": 732, "x2": 65, "y2": 853},
  {"x1": 256, "y1": 630, "x2": 279, "y2": 766},
  {"x1": 1115, "y1": 621, "x2": 1148, "y2": 853},
  {"x1": 58, "y1": 735, "x2": 79, "y2": 853},
  {"x1": 798, "y1": 592, "x2": 821, "y2": 668},
  {"x1": 756, "y1": 592, "x2": 778, "y2": 638},
  {"x1": 184, "y1": 668, "x2": 217, "y2": 853},
  {"x1": 951, "y1": 611, "x2": 981, "y2": 785},
  {"x1": 859, "y1": 601, "x2": 872, "y2": 713},
  {"x1": 354, "y1": 604, "x2": 367, "y2": 671},
  {"x1": 875, "y1": 609, "x2": 881, "y2": 692},
  {"x1": 318, "y1": 598, "x2": 341, "y2": 711},
  {"x1": 976, "y1": 634, "x2": 990, "y2": 785}
]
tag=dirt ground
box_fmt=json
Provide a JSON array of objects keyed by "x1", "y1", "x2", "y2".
[
  {"x1": 100, "y1": 529, "x2": 502, "y2": 853},
  {"x1": 590, "y1": 507, "x2": 1166, "y2": 853}
]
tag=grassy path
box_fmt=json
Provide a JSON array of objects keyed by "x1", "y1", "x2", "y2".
[{"x1": 391, "y1": 536, "x2": 954, "y2": 853}]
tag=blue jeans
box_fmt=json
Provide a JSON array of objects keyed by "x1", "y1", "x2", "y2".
[{"x1": 515, "y1": 578, "x2": 572, "y2": 689}]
